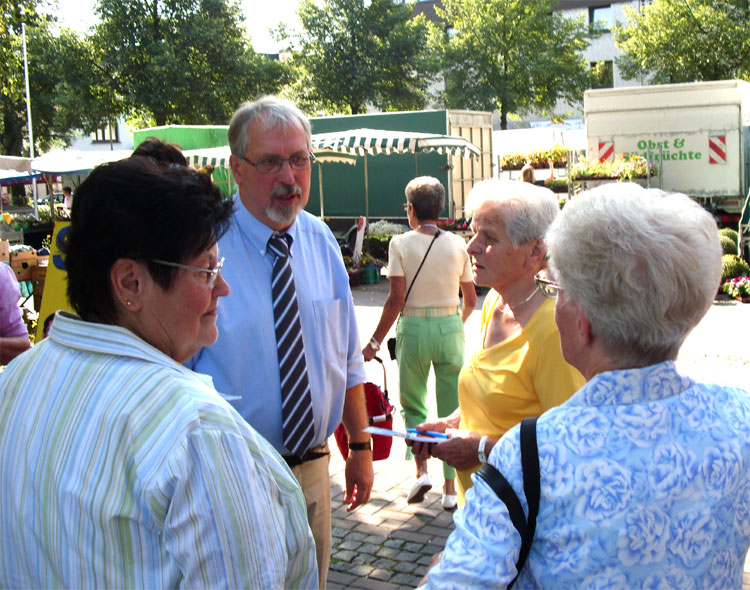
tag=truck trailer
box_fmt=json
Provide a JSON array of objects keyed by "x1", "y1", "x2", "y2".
[{"x1": 584, "y1": 80, "x2": 750, "y2": 227}]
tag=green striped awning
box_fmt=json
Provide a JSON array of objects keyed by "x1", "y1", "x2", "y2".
[{"x1": 309, "y1": 128, "x2": 481, "y2": 158}]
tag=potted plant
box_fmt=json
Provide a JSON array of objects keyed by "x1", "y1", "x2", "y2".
[{"x1": 722, "y1": 276, "x2": 750, "y2": 302}]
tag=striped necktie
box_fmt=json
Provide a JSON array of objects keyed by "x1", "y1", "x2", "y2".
[{"x1": 267, "y1": 232, "x2": 315, "y2": 458}]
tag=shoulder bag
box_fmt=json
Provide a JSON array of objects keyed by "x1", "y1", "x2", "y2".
[
  {"x1": 387, "y1": 229, "x2": 441, "y2": 360},
  {"x1": 475, "y1": 417, "x2": 539, "y2": 588}
]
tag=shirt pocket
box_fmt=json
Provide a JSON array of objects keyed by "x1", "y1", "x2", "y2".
[{"x1": 312, "y1": 298, "x2": 347, "y2": 359}]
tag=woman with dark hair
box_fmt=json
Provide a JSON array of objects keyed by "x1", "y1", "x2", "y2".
[
  {"x1": 0, "y1": 157, "x2": 317, "y2": 588},
  {"x1": 363, "y1": 176, "x2": 477, "y2": 511},
  {"x1": 131, "y1": 136, "x2": 188, "y2": 167}
]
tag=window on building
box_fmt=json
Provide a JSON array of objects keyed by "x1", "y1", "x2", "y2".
[
  {"x1": 591, "y1": 60, "x2": 614, "y2": 88},
  {"x1": 91, "y1": 124, "x2": 120, "y2": 144},
  {"x1": 589, "y1": 5, "x2": 612, "y2": 31}
]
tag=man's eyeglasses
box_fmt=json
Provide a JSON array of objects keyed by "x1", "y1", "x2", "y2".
[
  {"x1": 403, "y1": 202, "x2": 412, "y2": 211},
  {"x1": 534, "y1": 269, "x2": 563, "y2": 299},
  {"x1": 239, "y1": 153, "x2": 316, "y2": 174},
  {"x1": 152, "y1": 257, "x2": 225, "y2": 289}
]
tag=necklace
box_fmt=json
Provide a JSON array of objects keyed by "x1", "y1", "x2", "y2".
[{"x1": 505, "y1": 286, "x2": 539, "y2": 312}]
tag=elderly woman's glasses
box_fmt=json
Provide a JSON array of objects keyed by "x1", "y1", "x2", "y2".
[
  {"x1": 534, "y1": 269, "x2": 563, "y2": 299},
  {"x1": 152, "y1": 257, "x2": 225, "y2": 289},
  {"x1": 240, "y1": 153, "x2": 315, "y2": 174}
]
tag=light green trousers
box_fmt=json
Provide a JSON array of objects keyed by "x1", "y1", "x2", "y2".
[{"x1": 396, "y1": 313, "x2": 464, "y2": 479}]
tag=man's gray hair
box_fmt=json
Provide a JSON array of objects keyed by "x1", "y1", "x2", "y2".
[
  {"x1": 546, "y1": 183, "x2": 721, "y2": 367},
  {"x1": 228, "y1": 96, "x2": 311, "y2": 157},
  {"x1": 465, "y1": 180, "x2": 559, "y2": 247}
]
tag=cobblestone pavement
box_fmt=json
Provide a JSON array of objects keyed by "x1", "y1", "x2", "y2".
[{"x1": 325, "y1": 279, "x2": 750, "y2": 590}]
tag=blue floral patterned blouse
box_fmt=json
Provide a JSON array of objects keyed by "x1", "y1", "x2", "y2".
[{"x1": 423, "y1": 361, "x2": 750, "y2": 589}]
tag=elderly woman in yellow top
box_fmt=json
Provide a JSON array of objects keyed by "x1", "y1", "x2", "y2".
[{"x1": 411, "y1": 180, "x2": 584, "y2": 504}]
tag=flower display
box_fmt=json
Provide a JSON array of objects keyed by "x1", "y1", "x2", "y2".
[
  {"x1": 722, "y1": 276, "x2": 750, "y2": 299},
  {"x1": 571, "y1": 154, "x2": 658, "y2": 181}
]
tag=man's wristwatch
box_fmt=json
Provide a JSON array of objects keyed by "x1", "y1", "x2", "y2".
[
  {"x1": 477, "y1": 435, "x2": 490, "y2": 464},
  {"x1": 369, "y1": 336, "x2": 381, "y2": 351},
  {"x1": 349, "y1": 440, "x2": 372, "y2": 451}
]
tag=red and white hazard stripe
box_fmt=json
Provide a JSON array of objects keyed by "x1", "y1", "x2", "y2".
[
  {"x1": 709, "y1": 134, "x2": 727, "y2": 165},
  {"x1": 598, "y1": 140, "x2": 614, "y2": 162}
]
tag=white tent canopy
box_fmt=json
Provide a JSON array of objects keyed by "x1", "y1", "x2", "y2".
[
  {"x1": 31, "y1": 149, "x2": 133, "y2": 175},
  {"x1": 310, "y1": 128, "x2": 480, "y2": 158}
]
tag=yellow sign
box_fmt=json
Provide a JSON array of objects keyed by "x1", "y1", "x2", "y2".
[{"x1": 36, "y1": 221, "x2": 74, "y2": 341}]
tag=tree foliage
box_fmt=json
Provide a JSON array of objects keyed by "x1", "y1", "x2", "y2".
[
  {"x1": 614, "y1": 0, "x2": 750, "y2": 83},
  {"x1": 286, "y1": 0, "x2": 433, "y2": 115},
  {"x1": 0, "y1": 7, "x2": 96, "y2": 155},
  {"x1": 91, "y1": 0, "x2": 290, "y2": 125},
  {"x1": 432, "y1": 0, "x2": 595, "y2": 129}
]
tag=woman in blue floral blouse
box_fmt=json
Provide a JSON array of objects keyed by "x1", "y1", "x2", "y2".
[{"x1": 421, "y1": 183, "x2": 750, "y2": 589}]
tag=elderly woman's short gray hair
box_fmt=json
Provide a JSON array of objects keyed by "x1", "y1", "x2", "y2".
[
  {"x1": 405, "y1": 176, "x2": 445, "y2": 221},
  {"x1": 465, "y1": 180, "x2": 559, "y2": 247},
  {"x1": 546, "y1": 183, "x2": 721, "y2": 366},
  {"x1": 228, "y1": 96, "x2": 311, "y2": 158}
]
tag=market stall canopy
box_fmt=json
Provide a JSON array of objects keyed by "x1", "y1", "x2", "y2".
[
  {"x1": 0, "y1": 169, "x2": 43, "y2": 185},
  {"x1": 182, "y1": 146, "x2": 359, "y2": 169},
  {"x1": 309, "y1": 128, "x2": 481, "y2": 224},
  {"x1": 310, "y1": 128, "x2": 481, "y2": 158},
  {"x1": 31, "y1": 149, "x2": 132, "y2": 175},
  {"x1": 182, "y1": 146, "x2": 357, "y2": 218}
]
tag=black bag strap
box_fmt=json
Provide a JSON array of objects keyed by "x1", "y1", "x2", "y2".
[
  {"x1": 475, "y1": 417, "x2": 539, "y2": 588},
  {"x1": 403, "y1": 229, "x2": 440, "y2": 305}
]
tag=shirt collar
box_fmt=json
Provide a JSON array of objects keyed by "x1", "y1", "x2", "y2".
[
  {"x1": 232, "y1": 192, "x2": 300, "y2": 257},
  {"x1": 49, "y1": 311, "x2": 215, "y2": 388},
  {"x1": 573, "y1": 360, "x2": 693, "y2": 407}
]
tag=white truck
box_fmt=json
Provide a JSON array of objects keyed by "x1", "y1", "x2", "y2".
[{"x1": 584, "y1": 80, "x2": 750, "y2": 228}]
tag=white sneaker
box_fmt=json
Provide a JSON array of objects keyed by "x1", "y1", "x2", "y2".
[
  {"x1": 442, "y1": 493, "x2": 458, "y2": 512},
  {"x1": 407, "y1": 473, "x2": 432, "y2": 504}
]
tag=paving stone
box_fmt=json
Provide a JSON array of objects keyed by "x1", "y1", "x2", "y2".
[
  {"x1": 346, "y1": 531, "x2": 368, "y2": 543},
  {"x1": 327, "y1": 570, "x2": 357, "y2": 586},
  {"x1": 404, "y1": 542, "x2": 424, "y2": 553},
  {"x1": 420, "y1": 525, "x2": 453, "y2": 539},
  {"x1": 389, "y1": 529, "x2": 435, "y2": 544},
  {"x1": 333, "y1": 549, "x2": 357, "y2": 562},
  {"x1": 391, "y1": 572, "x2": 424, "y2": 586},
  {"x1": 376, "y1": 547, "x2": 400, "y2": 560},
  {"x1": 394, "y1": 550, "x2": 421, "y2": 563},
  {"x1": 364, "y1": 534, "x2": 388, "y2": 545},
  {"x1": 329, "y1": 561, "x2": 350, "y2": 572},
  {"x1": 349, "y1": 576, "x2": 402, "y2": 590},
  {"x1": 332, "y1": 526, "x2": 348, "y2": 538},
  {"x1": 395, "y1": 561, "x2": 418, "y2": 574},
  {"x1": 337, "y1": 540, "x2": 362, "y2": 551},
  {"x1": 358, "y1": 543, "x2": 380, "y2": 555},
  {"x1": 348, "y1": 564, "x2": 374, "y2": 577},
  {"x1": 372, "y1": 557, "x2": 397, "y2": 570},
  {"x1": 384, "y1": 538, "x2": 405, "y2": 549},
  {"x1": 369, "y1": 568, "x2": 394, "y2": 581},
  {"x1": 418, "y1": 555, "x2": 434, "y2": 566},
  {"x1": 422, "y1": 543, "x2": 444, "y2": 555},
  {"x1": 331, "y1": 517, "x2": 357, "y2": 530}
]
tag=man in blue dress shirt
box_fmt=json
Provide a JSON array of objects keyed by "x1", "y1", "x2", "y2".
[{"x1": 189, "y1": 96, "x2": 373, "y2": 588}]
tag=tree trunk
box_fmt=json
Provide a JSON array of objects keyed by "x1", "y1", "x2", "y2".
[{"x1": 500, "y1": 107, "x2": 508, "y2": 130}]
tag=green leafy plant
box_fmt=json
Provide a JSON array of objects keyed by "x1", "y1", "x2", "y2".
[
  {"x1": 720, "y1": 234, "x2": 738, "y2": 256},
  {"x1": 571, "y1": 154, "x2": 657, "y2": 181},
  {"x1": 721, "y1": 254, "x2": 750, "y2": 282}
]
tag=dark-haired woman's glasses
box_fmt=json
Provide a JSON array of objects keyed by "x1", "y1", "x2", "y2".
[
  {"x1": 152, "y1": 257, "x2": 225, "y2": 289},
  {"x1": 534, "y1": 269, "x2": 563, "y2": 299},
  {"x1": 240, "y1": 153, "x2": 315, "y2": 174}
]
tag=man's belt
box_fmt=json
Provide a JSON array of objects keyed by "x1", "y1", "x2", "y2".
[{"x1": 282, "y1": 443, "x2": 329, "y2": 467}]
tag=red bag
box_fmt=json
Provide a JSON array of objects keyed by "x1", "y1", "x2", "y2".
[{"x1": 334, "y1": 356, "x2": 394, "y2": 461}]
